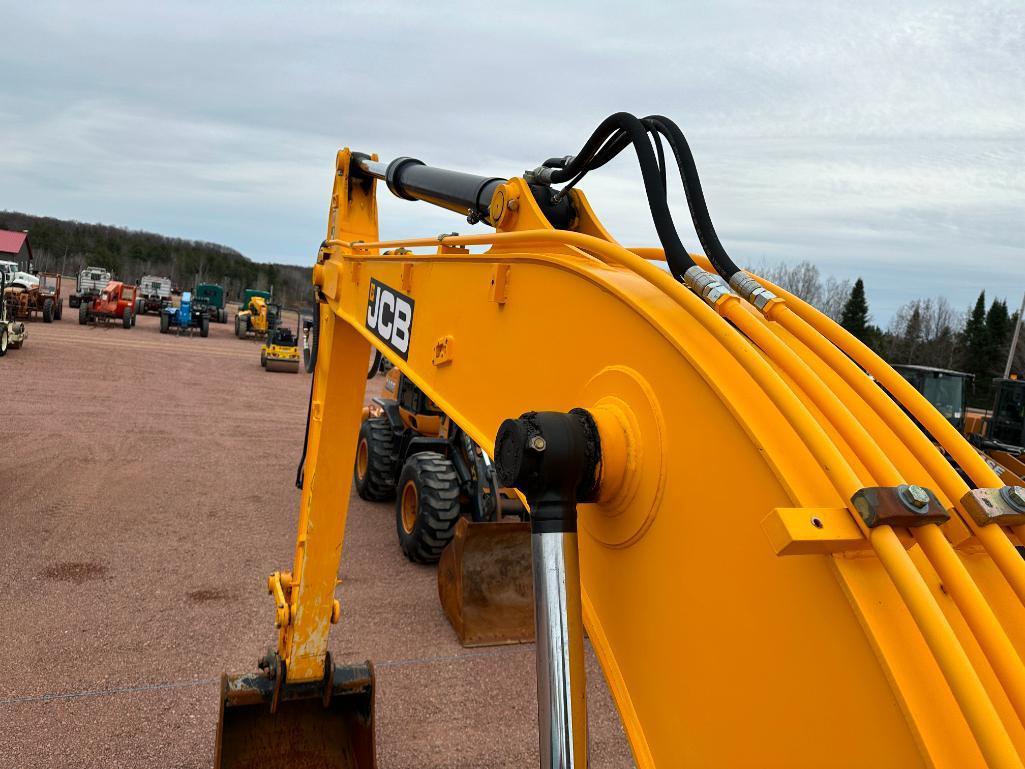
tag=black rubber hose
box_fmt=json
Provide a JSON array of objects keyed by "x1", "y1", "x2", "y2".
[
  {"x1": 644, "y1": 115, "x2": 741, "y2": 279},
  {"x1": 555, "y1": 125, "x2": 666, "y2": 201},
  {"x1": 296, "y1": 300, "x2": 320, "y2": 488},
  {"x1": 546, "y1": 115, "x2": 632, "y2": 184},
  {"x1": 549, "y1": 113, "x2": 695, "y2": 278},
  {"x1": 296, "y1": 370, "x2": 313, "y2": 490}
]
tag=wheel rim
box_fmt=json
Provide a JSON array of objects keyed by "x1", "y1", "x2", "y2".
[
  {"x1": 356, "y1": 439, "x2": 369, "y2": 480},
  {"x1": 400, "y1": 480, "x2": 418, "y2": 534}
]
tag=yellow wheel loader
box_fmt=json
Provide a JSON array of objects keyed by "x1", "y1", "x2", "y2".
[
  {"x1": 355, "y1": 364, "x2": 533, "y2": 646},
  {"x1": 217, "y1": 113, "x2": 1025, "y2": 769}
]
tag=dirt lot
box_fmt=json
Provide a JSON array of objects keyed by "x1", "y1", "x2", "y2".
[{"x1": 0, "y1": 310, "x2": 634, "y2": 768}]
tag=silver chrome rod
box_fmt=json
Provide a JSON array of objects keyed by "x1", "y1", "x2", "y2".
[
  {"x1": 532, "y1": 531, "x2": 588, "y2": 769},
  {"x1": 356, "y1": 156, "x2": 388, "y2": 180}
]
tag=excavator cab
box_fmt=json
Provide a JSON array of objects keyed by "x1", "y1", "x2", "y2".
[
  {"x1": 892, "y1": 364, "x2": 972, "y2": 433},
  {"x1": 987, "y1": 378, "x2": 1025, "y2": 449}
]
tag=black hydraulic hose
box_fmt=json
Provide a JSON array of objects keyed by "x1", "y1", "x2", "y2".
[
  {"x1": 554, "y1": 125, "x2": 667, "y2": 202},
  {"x1": 644, "y1": 115, "x2": 742, "y2": 280},
  {"x1": 296, "y1": 371, "x2": 313, "y2": 490},
  {"x1": 547, "y1": 113, "x2": 695, "y2": 279},
  {"x1": 296, "y1": 299, "x2": 320, "y2": 488},
  {"x1": 545, "y1": 115, "x2": 629, "y2": 185}
]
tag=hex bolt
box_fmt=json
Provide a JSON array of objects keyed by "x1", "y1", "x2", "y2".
[
  {"x1": 907, "y1": 485, "x2": 930, "y2": 507},
  {"x1": 1003, "y1": 486, "x2": 1025, "y2": 511},
  {"x1": 898, "y1": 484, "x2": 930, "y2": 511},
  {"x1": 530, "y1": 436, "x2": 547, "y2": 452}
]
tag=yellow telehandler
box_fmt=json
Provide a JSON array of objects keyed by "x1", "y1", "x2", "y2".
[{"x1": 216, "y1": 113, "x2": 1025, "y2": 769}]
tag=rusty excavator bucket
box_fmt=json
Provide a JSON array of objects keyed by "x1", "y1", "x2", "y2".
[
  {"x1": 215, "y1": 657, "x2": 375, "y2": 769},
  {"x1": 437, "y1": 517, "x2": 535, "y2": 647}
]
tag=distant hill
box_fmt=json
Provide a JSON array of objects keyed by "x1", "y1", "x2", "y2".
[{"x1": 0, "y1": 210, "x2": 313, "y2": 308}]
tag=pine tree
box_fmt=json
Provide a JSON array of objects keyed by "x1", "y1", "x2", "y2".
[
  {"x1": 840, "y1": 278, "x2": 870, "y2": 341},
  {"x1": 985, "y1": 298, "x2": 1011, "y2": 369},
  {"x1": 962, "y1": 291, "x2": 989, "y2": 406}
]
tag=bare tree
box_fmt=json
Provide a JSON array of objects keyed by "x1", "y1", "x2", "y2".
[{"x1": 748, "y1": 259, "x2": 851, "y2": 322}]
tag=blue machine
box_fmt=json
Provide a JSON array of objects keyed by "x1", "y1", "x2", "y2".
[{"x1": 160, "y1": 291, "x2": 210, "y2": 337}]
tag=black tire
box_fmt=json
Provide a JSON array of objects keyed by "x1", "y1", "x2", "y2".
[
  {"x1": 219, "y1": 308, "x2": 227, "y2": 324},
  {"x1": 353, "y1": 417, "x2": 400, "y2": 501},
  {"x1": 55, "y1": 299, "x2": 63, "y2": 320},
  {"x1": 79, "y1": 305, "x2": 88, "y2": 325},
  {"x1": 122, "y1": 307, "x2": 132, "y2": 329},
  {"x1": 0, "y1": 327, "x2": 8, "y2": 357},
  {"x1": 160, "y1": 313, "x2": 169, "y2": 334},
  {"x1": 200, "y1": 316, "x2": 209, "y2": 338},
  {"x1": 395, "y1": 452, "x2": 461, "y2": 563},
  {"x1": 235, "y1": 315, "x2": 242, "y2": 337},
  {"x1": 260, "y1": 349, "x2": 267, "y2": 367},
  {"x1": 42, "y1": 298, "x2": 53, "y2": 323},
  {"x1": 135, "y1": 299, "x2": 144, "y2": 316},
  {"x1": 69, "y1": 295, "x2": 80, "y2": 309}
]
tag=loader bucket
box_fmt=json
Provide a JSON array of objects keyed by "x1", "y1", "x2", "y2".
[
  {"x1": 437, "y1": 518, "x2": 534, "y2": 647},
  {"x1": 266, "y1": 358, "x2": 300, "y2": 373},
  {"x1": 215, "y1": 660, "x2": 375, "y2": 769}
]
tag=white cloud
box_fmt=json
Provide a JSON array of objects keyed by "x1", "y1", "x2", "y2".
[{"x1": 0, "y1": 0, "x2": 1022, "y2": 320}]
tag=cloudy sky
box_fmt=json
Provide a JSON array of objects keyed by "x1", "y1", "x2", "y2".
[{"x1": 1, "y1": 0, "x2": 1022, "y2": 322}]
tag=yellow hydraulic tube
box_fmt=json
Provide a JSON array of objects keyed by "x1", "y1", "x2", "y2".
[
  {"x1": 722, "y1": 295, "x2": 1025, "y2": 726},
  {"x1": 321, "y1": 222, "x2": 1021, "y2": 765},
  {"x1": 914, "y1": 522, "x2": 1025, "y2": 727},
  {"x1": 767, "y1": 300, "x2": 1025, "y2": 606},
  {"x1": 872, "y1": 525, "x2": 1024, "y2": 769},
  {"x1": 747, "y1": 275, "x2": 1025, "y2": 608},
  {"x1": 718, "y1": 293, "x2": 1025, "y2": 747}
]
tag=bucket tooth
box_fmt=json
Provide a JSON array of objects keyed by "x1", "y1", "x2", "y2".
[
  {"x1": 437, "y1": 518, "x2": 534, "y2": 647},
  {"x1": 215, "y1": 659, "x2": 375, "y2": 769}
]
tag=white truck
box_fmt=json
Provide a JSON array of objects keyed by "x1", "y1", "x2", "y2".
[
  {"x1": 0, "y1": 260, "x2": 39, "y2": 289},
  {"x1": 68, "y1": 266, "x2": 112, "y2": 309},
  {"x1": 135, "y1": 274, "x2": 173, "y2": 315}
]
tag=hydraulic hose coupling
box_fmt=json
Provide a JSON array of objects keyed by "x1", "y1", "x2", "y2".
[
  {"x1": 493, "y1": 410, "x2": 601, "y2": 532},
  {"x1": 683, "y1": 265, "x2": 733, "y2": 308},
  {"x1": 729, "y1": 271, "x2": 778, "y2": 312}
]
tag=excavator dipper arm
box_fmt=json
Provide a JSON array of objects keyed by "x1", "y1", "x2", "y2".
[{"x1": 217, "y1": 115, "x2": 1025, "y2": 769}]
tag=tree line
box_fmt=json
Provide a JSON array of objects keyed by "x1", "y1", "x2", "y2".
[
  {"x1": 756, "y1": 260, "x2": 1022, "y2": 409},
  {"x1": 0, "y1": 210, "x2": 314, "y2": 309}
]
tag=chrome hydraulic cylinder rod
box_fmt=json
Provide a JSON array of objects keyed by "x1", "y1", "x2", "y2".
[
  {"x1": 494, "y1": 410, "x2": 600, "y2": 769},
  {"x1": 532, "y1": 530, "x2": 588, "y2": 769}
]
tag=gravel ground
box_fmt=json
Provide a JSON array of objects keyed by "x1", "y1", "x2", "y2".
[{"x1": 0, "y1": 311, "x2": 634, "y2": 767}]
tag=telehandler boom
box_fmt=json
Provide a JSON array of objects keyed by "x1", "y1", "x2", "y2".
[{"x1": 217, "y1": 113, "x2": 1025, "y2": 769}]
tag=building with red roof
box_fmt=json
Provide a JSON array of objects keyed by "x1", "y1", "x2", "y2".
[{"x1": 0, "y1": 229, "x2": 33, "y2": 267}]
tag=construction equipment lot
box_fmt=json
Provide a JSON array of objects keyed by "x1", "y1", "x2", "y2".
[{"x1": 0, "y1": 313, "x2": 632, "y2": 768}]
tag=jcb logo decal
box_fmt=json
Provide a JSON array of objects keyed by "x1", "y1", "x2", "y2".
[{"x1": 366, "y1": 278, "x2": 414, "y2": 359}]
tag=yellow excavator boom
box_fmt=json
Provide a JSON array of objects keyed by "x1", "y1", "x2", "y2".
[{"x1": 217, "y1": 113, "x2": 1025, "y2": 769}]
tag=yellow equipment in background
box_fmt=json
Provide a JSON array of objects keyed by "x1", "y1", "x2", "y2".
[
  {"x1": 235, "y1": 294, "x2": 280, "y2": 339},
  {"x1": 260, "y1": 308, "x2": 302, "y2": 373},
  {"x1": 216, "y1": 113, "x2": 1025, "y2": 769}
]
